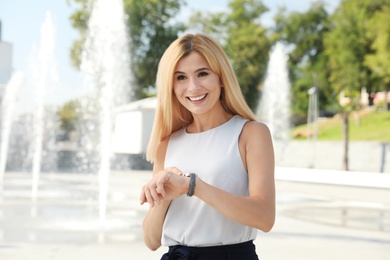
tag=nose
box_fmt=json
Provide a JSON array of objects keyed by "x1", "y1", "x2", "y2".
[{"x1": 188, "y1": 77, "x2": 200, "y2": 91}]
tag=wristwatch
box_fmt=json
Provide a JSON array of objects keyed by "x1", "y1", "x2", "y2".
[{"x1": 185, "y1": 173, "x2": 196, "y2": 197}]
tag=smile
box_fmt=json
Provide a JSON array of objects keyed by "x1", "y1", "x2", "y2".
[{"x1": 187, "y1": 94, "x2": 207, "y2": 101}]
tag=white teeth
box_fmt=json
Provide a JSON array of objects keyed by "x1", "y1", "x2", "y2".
[{"x1": 189, "y1": 94, "x2": 206, "y2": 101}]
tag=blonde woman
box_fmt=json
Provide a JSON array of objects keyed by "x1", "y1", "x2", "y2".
[{"x1": 140, "y1": 33, "x2": 275, "y2": 260}]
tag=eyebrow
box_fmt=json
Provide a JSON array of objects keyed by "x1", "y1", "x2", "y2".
[{"x1": 174, "y1": 67, "x2": 210, "y2": 75}]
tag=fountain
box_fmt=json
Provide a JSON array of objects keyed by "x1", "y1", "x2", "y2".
[
  {"x1": 31, "y1": 11, "x2": 58, "y2": 202},
  {"x1": 0, "y1": 0, "x2": 135, "y2": 245},
  {"x1": 257, "y1": 42, "x2": 291, "y2": 141},
  {"x1": 0, "y1": 72, "x2": 24, "y2": 182},
  {"x1": 257, "y1": 43, "x2": 291, "y2": 165},
  {"x1": 0, "y1": 12, "x2": 59, "y2": 194},
  {"x1": 78, "y1": 0, "x2": 133, "y2": 226}
]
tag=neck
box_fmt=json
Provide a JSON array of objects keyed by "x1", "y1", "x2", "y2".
[{"x1": 187, "y1": 109, "x2": 233, "y2": 133}]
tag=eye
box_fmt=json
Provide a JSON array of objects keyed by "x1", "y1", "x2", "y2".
[
  {"x1": 198, "y1": 71, "x2": 208, "y2": 77},
  {"x1": 176, "y1": 75, "x2": 186, "y2": 80}
]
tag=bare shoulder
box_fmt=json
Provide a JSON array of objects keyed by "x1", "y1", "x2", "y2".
[
  {"x1": 241, "y1": 120, "x2": 272, "y2": 140},
  {"x1": 240, "y1": 120, "x2": 274, "y2": 159},
  {"x1": 240, "y1": 120, "x2": 274, "y2": 181}
]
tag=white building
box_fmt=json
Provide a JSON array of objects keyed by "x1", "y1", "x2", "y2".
[
  {"x1": 111, "y1": 97, "x2": 156, "y2": 154},
  {"x1": 0, "y1": 21, "x2": 13, "y2": 96}
]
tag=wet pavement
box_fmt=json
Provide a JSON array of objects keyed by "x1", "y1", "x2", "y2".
[{"x1": 0, "y1": 170, "x2": 389, "y2": 260}]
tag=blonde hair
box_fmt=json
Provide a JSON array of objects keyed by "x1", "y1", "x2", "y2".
[{"x1": 146, "y1": 33, "x2": 256, "y2": 162}]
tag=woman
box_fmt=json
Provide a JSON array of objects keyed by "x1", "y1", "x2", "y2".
[{"x1": 140, "y1": 33, "x2": 275, "y2": 259}]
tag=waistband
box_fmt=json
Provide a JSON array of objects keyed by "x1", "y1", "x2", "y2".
[{"x1": 161, "y1": 240, "x2": 256, "y2": 260}]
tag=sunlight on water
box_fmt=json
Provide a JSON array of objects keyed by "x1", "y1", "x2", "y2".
[
  {"x1": 258, "y1": 42, "x2": 291, "y2": 141},
  {"x1": 79, "y1": 0, "x2": 133, "y2": 227}
]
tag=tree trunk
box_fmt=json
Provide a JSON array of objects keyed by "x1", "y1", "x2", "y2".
[
  {"x1": 384, "y1": 90, "x2": 388, "y2": 111},
  {"x1": 342, "y1": 111, "x2": 349, "y2": 171}
]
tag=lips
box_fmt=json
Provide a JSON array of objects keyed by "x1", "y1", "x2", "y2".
[{"x1": 187, "y1": 94, "x2": 207, "y2": 101}]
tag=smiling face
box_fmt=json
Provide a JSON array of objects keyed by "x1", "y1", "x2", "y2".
[{"x1": 173, "y1": 51, "x2": 224, "y2": 116}]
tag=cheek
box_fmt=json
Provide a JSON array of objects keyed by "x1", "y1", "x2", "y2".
[
  {"x1": 209, "y1": 80, "x2": 221, "y2": 93},
  {"x1": 207, "y1": 77, "x2": 221, "y2": 90},
  {"x1": 173, "y1": 84, "x2": 185, "y2": 98},
  {"x1": 172, "y1": 87, "x2": 179, "y2": 98},
  {"x1": 173, "y1": 90, "x2": 187, "y2": 108}
]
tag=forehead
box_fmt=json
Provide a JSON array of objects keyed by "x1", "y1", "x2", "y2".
[{"x1": 175, "y1": 52, "x2": 209, "y2": 72}]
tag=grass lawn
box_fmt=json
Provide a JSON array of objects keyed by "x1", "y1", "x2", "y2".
[{"x1": 292, "y1": 109, "x2": 390, "y2": 141}]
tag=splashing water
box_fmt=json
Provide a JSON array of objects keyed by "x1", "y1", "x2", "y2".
[
  {"x1": 257, "y1": 43, "x2": 291, "y2": 141},
  {"x1": 0, "y1": 72, "x2": 24, "y2": 182},
  {"x1": 79, "y1": 0, "x2": 133, "y2": 226},
  {"x1": 0, "y1": 0, "x2": 134, "y2": 243},
  {"x1": 31, "y1": 11, "x2": 58, "y2": 201}
]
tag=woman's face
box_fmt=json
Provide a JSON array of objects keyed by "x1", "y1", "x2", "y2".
[{"x1": 173, "y1": 52, "x2": 222, "y2": 116}]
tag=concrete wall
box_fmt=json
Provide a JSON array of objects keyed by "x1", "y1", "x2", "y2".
[{"x1": 274, "y1": 140, "x2": 390, "y2": 173}]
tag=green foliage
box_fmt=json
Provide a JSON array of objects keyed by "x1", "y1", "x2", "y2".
[
  {"x1": 66, "y1": 0, "x2": 390, "y2": 117},
  {"x1": 68, "y1": 0, "x2": 186, "y2": 99},
  {"x1": 272, "y1": 0, "x2": 390, "y2": 116},
  {"x1": 272, "y1": 1, "x2": 332, "y2": 116},
  {"x1": 325, "y1": 0, "x2": 390, "y2": 97},
  {"x1": 364, "y1": 6, "x2": 390, "y2": 90},
  {"x1": 292, "y1": 110, "x2": 390, "y2": 141},
  {"x1": 68, "y1": 0, "x2": 92, "y2": 68},
  {"x1": 124, "y1": 0, "x2": 186, "y2": 98},
  {"x1": 225, "y1": 0, "x2": 270, "y2": 111},
  {"x1": 189, "y1": 0, "x2": 270, "y2": 111},
  {"x1": 325, "y1": 3, "x2": 361, "y2": 93},
  {"x1": 57, "y1": 100, "x2": 81, "y2": 140}
]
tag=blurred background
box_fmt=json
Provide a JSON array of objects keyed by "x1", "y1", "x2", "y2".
[{"x1": 0, "y1": 0, "x2": 389, "y2": 259}]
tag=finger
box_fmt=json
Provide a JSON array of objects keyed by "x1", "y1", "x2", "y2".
[
  {"x1": 165, "y1": 167, "x2": 183, "y2": 176},
  {"x1": 155, "y1": 183, "x2": 166, "y2": 197},
  {"x1": 149, "y1": 183, "x2": 161, "y2": 206},
  {"x1": 144, "y1": 185, "x2": 155, "y2": 207},
  {"x1": 155, "y1": 173, "x2": 169, "y2": 197},
  {"x1": 139, "y1": 189, "x2": 146, "y2": 205},
  {"x1": 140, "y1": 184, "x2": 150, "y2": 205}
]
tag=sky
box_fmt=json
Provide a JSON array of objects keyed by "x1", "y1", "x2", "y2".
[{"x1": 0, "y1": 0, "x2": 341, "y2": 107}]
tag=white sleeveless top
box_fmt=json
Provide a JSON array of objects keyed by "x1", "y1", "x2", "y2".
[{"x1": 162, "y1": 115, "x2": 257, "y2": 247}]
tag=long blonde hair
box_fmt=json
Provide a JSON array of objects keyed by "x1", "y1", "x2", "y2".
[{"x1": 146, "y1": 33, "x2": 256, "y2": 162}]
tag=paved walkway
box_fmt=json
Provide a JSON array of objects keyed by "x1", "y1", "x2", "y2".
[{"x1": 0, "y1": 170, "x2": 389, "y2": 260}]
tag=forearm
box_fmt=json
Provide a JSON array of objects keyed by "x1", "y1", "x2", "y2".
[
  {"x1": 194, "y1": 177, "x2": 275, "y2": 232},
  {"x1": 142, "y1": 200, "x2": 171, "y2": 250}
]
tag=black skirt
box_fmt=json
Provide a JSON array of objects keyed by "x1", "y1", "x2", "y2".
[{"x1": 160, "y1": 240, "x2": 259, "y2": 260}]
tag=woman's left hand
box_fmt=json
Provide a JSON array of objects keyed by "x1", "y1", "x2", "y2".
[{"x1": 140, "y1": 167, "x2": 189, "y2": 207}]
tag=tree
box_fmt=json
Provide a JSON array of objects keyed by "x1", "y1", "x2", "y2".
[
  {"x1": 364, "y1": 6, "x2": 390, "y2": 110},
  {"x1": 67, "y1": 0, "x2": 186, "y2": 99},
  {"x1": 272, "y1": 1, "x2": 332, "y2": 120},
  {"x1": 189, "y1": 0, "x2": 270, "y2": 111},
  {"x1": 226, "y1": 0, "x2": 270, "y2": 111},
  {"x1": 123, "y1": 0, "x2": 186, "y2": 98},
  {"x1": 324, "y1": 0, "x2": 390, "y2": 170},
  {"x1": 67, "y1": 0, "x2": 92, "y2": 69},
  {"x1": 325, "y1": 0, "x2": 390, "y2": 102},
  {"x1": 57, "y1": 100, "x2": 81, "y2": 141}
]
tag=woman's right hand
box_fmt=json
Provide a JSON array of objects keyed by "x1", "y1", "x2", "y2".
[{"x1": 140, "y1": 167, "x2": 190, "y2": 207}]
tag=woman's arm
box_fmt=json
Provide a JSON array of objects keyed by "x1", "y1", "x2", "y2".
[
  {"x1": 140, "y1": 137, "x2": 191, "y2": 250},
  {"x1": 141, "y1": 120, "x2": 275, "y2": 250},
  {"x1": 194, "y1": 121, "x2": 275, "y2": 232},
  {"x1": 141, "y1": 138, "x2": 170, "y2": 251}
]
